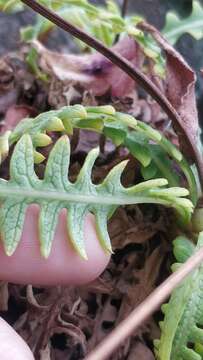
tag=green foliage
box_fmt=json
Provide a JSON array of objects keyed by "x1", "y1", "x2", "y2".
[
  {"x1": 155, "y1": 233, "x2": 203, "y2": 360},
  {"x1": 163, "y1": 0, "x2": 203, "y2": 45},
  {"x1": 21, "y1": 0, "x2": 124, "y2": 47},
  {"x1": 26, "y1": 47, "x2": 49, "y2": 82},
  {"x1": 1, "y1": 0, "x2": 165, "y2": 74},
  {"x1": 0, "y1": 133, "x2": 192, "y2": 259},
  {"x1": 1, "y1": 0, "x2": 140, "y2": 47},
  {"x1": 0, "y1": 104, "x2": 197, "y2": 205},
  {"x1": 0, "y1": 105, "x2": 195, "y2": 258},
  {"x1": 0, "y1": 0, "x2": 23, "y2": 11},
  {"x1": 2, "y1": 0, "x2": 203, "y2": 77}
]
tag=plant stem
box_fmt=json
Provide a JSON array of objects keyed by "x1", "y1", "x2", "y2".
[
  {"x1": 20, "y1": 0, "x2": 203, "y2": 187},
  {"x1": 121, "y1": 0, "x2": 129, "y2": 18},
  {"x1": 85, "y1": 245, "x2": 203, "y2": 359}
]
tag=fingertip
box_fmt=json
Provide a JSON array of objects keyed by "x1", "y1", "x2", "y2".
[
  {"x1": 0, "y1": 318, "x2": 34, "y2": 360},
  {"x1": 0, "y1": 205, "x2": 110, "y2": 285}
]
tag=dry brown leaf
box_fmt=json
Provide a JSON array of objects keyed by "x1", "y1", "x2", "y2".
[
  {"x1": 33, "y1": 36, "x2": 143, "y2": 98},
  {"x1": 109, "y1": 207, "x2": 164, "y2": 249},
  {"x1": 85, "y1": 277, "x2": 114, "y2": 295},
  {"x1": 2, "y1": 105, "x2": 36, "y2": 132},
  {"x1": 139, "y1": 21, "x2": 199, "y2": 158},
  {"x1": 115, "y1": 246, "x2": 165, "y2": 324},
  {"x1": 0, "y1": 58, "x2": 17, "y2": 114}
]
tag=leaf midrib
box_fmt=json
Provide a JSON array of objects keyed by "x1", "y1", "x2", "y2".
[{"x1": 0, "y1": 186, "x2": 171, "y2": 207}]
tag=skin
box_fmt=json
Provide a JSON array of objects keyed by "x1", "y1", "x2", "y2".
[{"x1": 0, "y1": 205, "x2": 110, "y2": 359}]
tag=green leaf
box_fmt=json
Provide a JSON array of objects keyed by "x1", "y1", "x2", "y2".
[
  {"x1": 5, "y1": 0, "x2": 165, "y2": 71},
  {"x1": 26, "y1": 48, "x2": 49, "y2": 82},
  {"x1": 103, "y1": 121, "x2": 127, "y2": 146},
  {"x1": 76, "y1": 116, "x2": 104, "y2": 132},
  {"x1": 148, "y1": 145, "x2": 180, "y2": 187},
  {"x1": 0, "y1": 0, "x2": 23, "y2": 11},
  {"x1": 141, "y1": 161, "x2": 158, "y2": 180},
  {"x1": 173, "y1": 236, "x2": 195, "y2": 263},
  {"x1": 125, "y1": 132, "x2": 151, "y2": 167},
  {"x1": 163, "y1": 0, "x2": 203, "y2": 45},
  {"x1": 0, "y1": 134, "x2": 193, "y2": 258},
  {"x1": 3, "y1": 105, "x2": 198, "y2": 205},
  {"x1": 155, "y1": 232, "x2": 203, "y2": 360}
]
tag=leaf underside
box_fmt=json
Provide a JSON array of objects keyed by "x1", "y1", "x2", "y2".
[
  {"x1": 0, "y1": 134, "x2": 193, "y2": 259},
  {"x1": 2, "y1": 104, "x2": 197, "y2": 206},
  {"x1": 155, "y1": 233, "x2": 203, "y2": 360}
]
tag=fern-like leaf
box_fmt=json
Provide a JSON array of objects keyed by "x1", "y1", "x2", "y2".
[
  {"x1": 0, "y1": 134, "x2": 193, "y2": 259},
  {"x1": 0, "y1": 104, "x2": 198, "y2": 206},
  {"x1": 163, "y1": 0, "x2": 203, "y2": 45},
  {"x1": 155, "y1": 233, "x2": 203, "y2": 360}
]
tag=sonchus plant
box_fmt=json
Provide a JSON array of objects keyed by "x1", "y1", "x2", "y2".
[
  {"x1": 0, "y1": 105, "x2": 195, "y2": 261},
  {"x1": 2, "y1": 1, "x2": 203, "y2": 358}
]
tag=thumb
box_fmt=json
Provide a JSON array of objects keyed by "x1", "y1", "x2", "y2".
[{"x1": 0, "y1": 318, "x2": 34, "y2": 360}]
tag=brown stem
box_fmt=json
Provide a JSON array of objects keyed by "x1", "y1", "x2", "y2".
[
  {"x1": 121, "y1": 0, "x2": 129, "y2": 17},
  {"x1": 85, "y1": 246, "x2": 203, "y2": 359},
  {"x1": 20, "y1": 0, "x2": 203, "y2": 186}
]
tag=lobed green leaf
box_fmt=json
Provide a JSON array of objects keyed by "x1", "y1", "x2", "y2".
[
  {"x1": 0, "y1": 134, "x2": 193, "y2": 258},
  {"x1": 155, "y1": 232, "x2": 203, "y2": 360},
  {"x1": 1, "y1": 104, "x2": 198, "y2": 206},
  {"x1": 163, "y1": 0, "x2": 203, "y2": 45}
]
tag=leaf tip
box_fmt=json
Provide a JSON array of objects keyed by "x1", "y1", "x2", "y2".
[
  {"x1": 78, "y1": 248, "x2": 88, "y2": 261},
  {"x1": 4, "y1": 244, "x2": 16, "y2": 257},
  {"x1": 46, "y1": 117, "x2": 65, "y2": 132},
  {"x1": 33, "y1": 133, "x2": 52, "y2": 147},
  {"x1": 34, "y1": 151, "x2": 46, "y2": 164},
  {"x1": 107, "y1": 247, "x2": 114, "y2": 255},
  {"x1": 40, "y1": 244, "x2": 51, "y2": 259}
]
